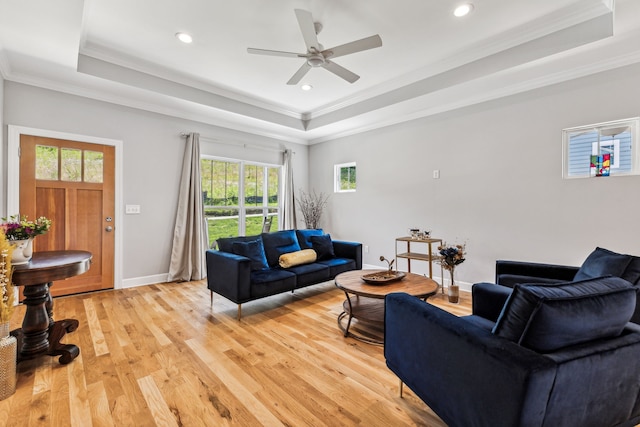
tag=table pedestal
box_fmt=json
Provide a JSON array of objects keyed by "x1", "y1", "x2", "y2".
[
  {"x1": 11, "y1": 283, "x2": 80, "y2": 364},
  {"x1": 10, "y1": 250, "x2": 91, "y2": 365}
]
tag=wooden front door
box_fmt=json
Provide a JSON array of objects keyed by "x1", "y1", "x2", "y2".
[{"x1": 19, "y1": 135, "x2": 115, "y2": 297}]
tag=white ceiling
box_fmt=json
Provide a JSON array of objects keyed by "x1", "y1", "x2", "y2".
[{"x1": 1, "y1": 0, "x2": 639, "y2": 144}]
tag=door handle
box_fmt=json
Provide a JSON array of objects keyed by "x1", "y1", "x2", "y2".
[{"x1": 105, "y1": 226, "x2": 113, "y2": 232}]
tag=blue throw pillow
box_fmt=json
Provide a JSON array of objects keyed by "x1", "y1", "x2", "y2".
[
  {"x1": 231, "y1": 240, "x2": 269, "y2": 271},
  {"x1": 310, "y1": 234, "x2": 335, "y2": 261},
  {"x1": 492, "y1": 276, "x2": 636, "y2": 352},
  {"x1": 295, "y1": 229, "x2": 324, "y2": 250},
  {"x1": 574, "y1": 247, "x2": 632, "y2": 281},
  {"x1": 261, "y1": 230, "x2": 302, "y2": 267}
]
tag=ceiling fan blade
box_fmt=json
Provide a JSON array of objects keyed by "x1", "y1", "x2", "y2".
[
  {"x1": 323, "y1": 60, "x2": 360, "y2": 83},
  {"x1": 287, "y1": 62, "x2": 312, "y2": 85},
  {"x1": 247, "y1": 48, "x2": 305, "y2": 58},
  {"x1": 294, "y1": 9, "x2": 321, "y2": 51},
  {"x1": 322, "y1": 35, "x2": 383, "y2": 59}
]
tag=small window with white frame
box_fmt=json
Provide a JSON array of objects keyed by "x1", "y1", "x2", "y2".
[
  {"x1": 562, "y1": 118, "x2": 640, "y2": 178},
  {"x1": 334, "y1": 162, "x2": 356, "y2": 192}
]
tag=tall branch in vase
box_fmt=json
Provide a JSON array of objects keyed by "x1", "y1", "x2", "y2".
[{"x1": 296, "y1": 190, "x2": 329, "y2": 229}]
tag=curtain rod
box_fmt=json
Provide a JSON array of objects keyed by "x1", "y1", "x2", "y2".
[{"x1": 180, "y1": 132, "x2": 291, "y2": 154}]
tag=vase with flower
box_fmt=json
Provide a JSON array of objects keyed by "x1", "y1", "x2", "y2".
[
  {"x1": 437, "y1": 242, "x2": 466, "y2": 303},
  {"x1": 1, "y1": 215, "x2": 52, "y2": 265},
  {"x1": 0, "y1": 230, "x2": 17, "y2": 400}
]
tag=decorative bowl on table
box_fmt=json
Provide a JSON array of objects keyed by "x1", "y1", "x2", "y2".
[{"x1": 361, "y1": 270, "x2": 406, "y2": 285}]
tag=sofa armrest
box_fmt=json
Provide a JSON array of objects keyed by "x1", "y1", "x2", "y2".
[
  {"x1": 205, "y1": 250, "x2": 252, "y2": 303},
  {"x1": 496, "y1": 260, "x2": 579, "y2": 287},
  {"x1": 384, "y1": 293, "x2": 556, "y2": 427},
  {"x1": 472, "y1": 282, "x2": 512, "y2": 322},
  {"x1": 332, "y1": 240, "x2": 362, "y2": 269}
]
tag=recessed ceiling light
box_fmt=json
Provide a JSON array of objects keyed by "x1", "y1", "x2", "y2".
[
  {"x1": 175, "y1": 32, "x2": 193, "y2": 44},
  {"x1": 301, "y1": 84, "x2": 313, "y2": 91},
  {"x1": 454, "y1": 3, "x2": 474, "y2": 17}
]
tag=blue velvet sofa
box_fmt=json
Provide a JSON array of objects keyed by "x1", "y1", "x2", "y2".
[
  {"x1": 385, "y1": 275, "x2": 640, "y2": 427},
  {"x1": 206, "y1": 229, "x2": 362, "y2": 319}
]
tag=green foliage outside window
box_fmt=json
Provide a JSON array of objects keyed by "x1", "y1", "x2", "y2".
[{"x1": 201, "y1": 158, "x2": 280, "y2": 244}]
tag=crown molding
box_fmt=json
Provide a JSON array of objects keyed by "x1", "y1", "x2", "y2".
[
  {"x1": 80, "y1": 42, "x2": 304, "y2": 120},
  {"x1": 306, "y1": 0, "x2": 615, "y2": 120},
  {"x1": 6, "y1": 69, "x2": 311, "y2": 145},
  {"x1": 307, "y1": 36, "x2": 640, "y2": 144}
]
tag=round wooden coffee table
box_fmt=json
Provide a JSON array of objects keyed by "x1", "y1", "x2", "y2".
[{"x1": 334, "y1": 269, "x2": 438, "y2": 345}]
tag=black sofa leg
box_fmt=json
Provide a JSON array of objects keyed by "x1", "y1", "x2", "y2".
[{"x1": 210, "y1": 291, "x2": 213, "y2": 306}]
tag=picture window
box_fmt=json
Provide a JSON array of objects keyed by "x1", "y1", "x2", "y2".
[
  {"x1": 335, "y1": 162, "x2": 356, "y2": 192},
  {"x1": 562, "y1": 118, "x2": 639, "y2": 178}
]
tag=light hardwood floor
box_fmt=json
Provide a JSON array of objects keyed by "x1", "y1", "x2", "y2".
[{"x1": 0, "y1": 280, "x2": 471, "y2": 426}]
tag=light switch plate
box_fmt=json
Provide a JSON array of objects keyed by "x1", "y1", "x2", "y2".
[{"x1": 125, "y1": 205, "x2": 141, "y2": 214}]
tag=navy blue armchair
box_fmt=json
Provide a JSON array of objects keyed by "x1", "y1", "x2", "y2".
[
  {"x1": 492, "y1": 247, "x2": 640, "y2": 324},
  {"x1": 385, "y1": 275, "x2": 640, "y2": 427}
]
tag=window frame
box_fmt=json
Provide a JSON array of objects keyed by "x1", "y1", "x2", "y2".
[
  {"x1": 562, "y1": 117, "x2": 640, "y2": 179},
  {"x1": 334, "y1": 162, "x2": 357, "y2": 193},
  {"x1": 201, "y1": 155, "x2": 281, "y2": 238}
]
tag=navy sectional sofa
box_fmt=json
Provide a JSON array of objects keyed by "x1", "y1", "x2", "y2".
[{"x1": 206, "y1": 229, "x2": 362, "y2": 319}]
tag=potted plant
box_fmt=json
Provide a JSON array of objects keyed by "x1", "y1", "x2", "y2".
[
  {"x1": 437, "y1": 242, "x2": 466, "y2": 303},
  {"x1": 296, "y1": 190, "x2": 329, "y2": 229},
  {"x1": 1, "y1": 215, "x2": 52, "y2": 265}
]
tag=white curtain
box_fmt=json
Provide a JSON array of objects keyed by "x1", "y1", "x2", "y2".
[
  {"x1": 282, "y1": 148, "x2": 297, "y2": 230},
  {"x1": 168, "y1": 133, "x2": 207, "y2": 281}
]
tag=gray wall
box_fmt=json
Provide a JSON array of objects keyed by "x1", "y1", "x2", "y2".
[
  {"x1": 2, "y1": 82, "x2": 309, "y2": 285},
  {"x1": 310, "y1": 63, "x2": 640, "y2": 288}
]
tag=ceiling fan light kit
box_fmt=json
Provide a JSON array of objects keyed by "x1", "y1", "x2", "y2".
[{"x1": 247, "y1": 9, "x2": 382, "y2": 85}]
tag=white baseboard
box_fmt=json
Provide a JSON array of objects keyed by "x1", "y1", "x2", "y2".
[{"x1": 120, "y1": 273, "x2": 169, "y2": 289}]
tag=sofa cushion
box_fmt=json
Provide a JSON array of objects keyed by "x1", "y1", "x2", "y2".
[
  {"x1": 231, "y1": 239, "x2": 269, "y2": 271},
  {"x1": 317, "y1": 258, "x2": 356, "y2": 277},
  {"x1": 261, "y1": 230, "x2": 302, "y2": 267},
  {"x1": 310, "y1": 234, "x2": 335, "y2": 261},
  {"x1": 295, "y1": 229, "x2": 324, "y2": 250},
  {"x1": 249, "y1": 269, "x2": 297, "y2": 298},
  {"x1": 492, "y1": 276, "x2": 636, "y2": 352},
  {"x1": 285, "y1": 262, "x2": 330, "y2": 287},
  {"x1": 279, "y1": 249, "x2": 317, "y2": 268},
  {"x1": 574, "y1": 247, "x2": 633, "y2": 282}
]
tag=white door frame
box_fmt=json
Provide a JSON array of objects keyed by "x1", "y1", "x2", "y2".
[{"x1": 7, "y1": 125, "x2": 124, "y2": 290}]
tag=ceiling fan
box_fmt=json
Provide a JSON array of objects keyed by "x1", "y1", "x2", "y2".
[{"x1": 247, "y1": 9, "x2": 382, "y2": 85}]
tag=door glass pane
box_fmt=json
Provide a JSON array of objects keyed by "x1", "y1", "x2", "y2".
[
  {"x1": 35, "y1": 145, "x2": 59, "y2": 180},
  {"x1": 84, "y1": 150, "x2": 104, "y2": 183},
  {"x1": 61, "y1": 148, "x2": 82, "y2": 182}
]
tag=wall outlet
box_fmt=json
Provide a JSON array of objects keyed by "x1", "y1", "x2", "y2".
[
  {"x1": 433, "y1": 170, "x2": 440, "y2": 179},
  {"x1": 364, "y1": 245, "x2": 369, "y2": 253}
]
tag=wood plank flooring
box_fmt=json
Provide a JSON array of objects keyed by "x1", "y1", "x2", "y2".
[{"x1": 0, "y1": 280, "x2": 471, "y2": 426}]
